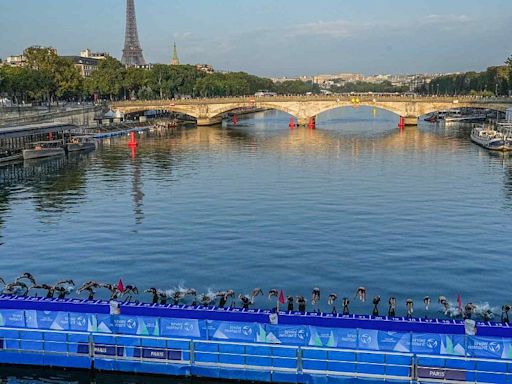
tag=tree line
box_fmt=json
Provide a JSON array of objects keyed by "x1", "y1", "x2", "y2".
[
  {"x1": 0, "y1": 47, "x2": 320, "y2": 104},
  {"x1": 416, "y1": 56, "x2": 512, "y2": 96}
]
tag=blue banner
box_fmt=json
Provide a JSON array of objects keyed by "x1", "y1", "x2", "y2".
[
  {"x1": 161, "y1": 318, "x2": 205, "y2": 338},
  {"x1": 412, "y1": 333, "x2": 442, "y2": 355},
  {"x1": 95, "y1": 315, "x2": 159, "y2": 336},
  {"x1": 0, "y1": 309, "x2": 25, "y2": 328},
  {"x1": 377, "y1": 331, "x2": 411, "y2": 352},
  {"x1": 69, "y1": 312, "x2": 97, "y2": 332},
  {"x1": 265, "y1": 324, "x2": 308, "y2": 345},
  {"x1": 358, "y1": 330, "x2": 410, "y2": 352},
  {"x1": 207, "y1": 320, "x2": 266, "y2": 342},
  {"x1": 467, "y1": 336, "x2": 504, "y2": 359},
  {"x1": 25, "y1": 310, "x2": 70, "y2": 330},
  {"x1": 308, "y1": 326, "x2": 357, "y2": 349}
]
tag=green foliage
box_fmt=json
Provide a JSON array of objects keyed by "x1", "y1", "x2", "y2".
[
  {"x1": 330, "y1": 80, "x2": 407, "y2": 94},
  {"x1": 0, "y1": 65, "x2": 53, "y2": 103},
  {"x1": 84, "y1": 56, "x2": 125, "y2": 100},
  {"x1": 23, "y1": 46, "x2": 82, "y2": 101},
  {"x1": 424, "y1": 65, "x2": 511, "y2": 96},
  {"x1": 195, "y1": 72, "x2": 275, "y2": 97},
  {"x1": 273, "y1": 80, "x2": 320, "y2": 95}
]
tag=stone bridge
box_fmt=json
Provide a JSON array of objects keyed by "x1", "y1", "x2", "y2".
[{"x1": 112, "y1": 95, "x2": 512, "y2": 126}]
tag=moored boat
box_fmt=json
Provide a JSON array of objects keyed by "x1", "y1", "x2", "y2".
[
  {"x1": 470, "y1": 126, "x2": 508, "y2": 151},
  {"x1": 23, "y1": 140, "x2": 65, "y2": 160},
  {"x1": 0, "y1": 149, "x2": 23, "y2": 163},
  {"x1": 66, "y1": 135, "x2": 97, "y2": 152}
]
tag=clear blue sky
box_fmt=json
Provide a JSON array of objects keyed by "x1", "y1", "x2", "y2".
[{"x1": 1, "y1": 0, "x2": 511, "y2": 77}]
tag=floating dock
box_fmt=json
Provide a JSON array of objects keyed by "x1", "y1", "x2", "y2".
[{"x1": 0, "y1": 295, "x2": 511, "y2": 383}]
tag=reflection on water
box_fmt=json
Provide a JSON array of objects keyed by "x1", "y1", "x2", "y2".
[
  {"x1": 0, "y1": 365, "x2": 208, "y2": 384},
  {"x1": 1, "y1": 107, "x2": 512, "y2": 382}
]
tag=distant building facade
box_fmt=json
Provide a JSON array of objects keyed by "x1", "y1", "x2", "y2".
[
  {"x1": 196, "y1": 64, "x2": 214, "y2": 74},
  {"x1": 5, "y1": 54, "x2": 27, "y2": 67},
  {"x1": 63, "y1": 56, "x2": 100, "y2": 77},
  {"x1": 3, "y1": 46, "x2": 57, "y2": 68},
  {"x1": 80, "y1": 49, "x2": 108, "y2": 60}
]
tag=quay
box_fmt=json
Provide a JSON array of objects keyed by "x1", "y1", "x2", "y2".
[{"x1": 0, "y1": 296, "x2": 511, "y2": 383}]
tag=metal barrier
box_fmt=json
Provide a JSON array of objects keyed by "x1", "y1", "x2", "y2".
[{"x1": 1, "y1": 326, "x2": 512, "y2": 383}]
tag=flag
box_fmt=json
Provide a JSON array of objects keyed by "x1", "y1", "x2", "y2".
[
  {"x1": 279, "y1": 290, "x2": 285, "y2": 305},
  {"x1": 117, "y1": 279, "x2": 125, "y2": 294},
  {"x1": 457, "y1": 294, "x2": 462, "y2": 310}
]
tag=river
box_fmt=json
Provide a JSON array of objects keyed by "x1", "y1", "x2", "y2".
[{"x1": 1, "y1": 107, "x2": 512, "y2": 383}]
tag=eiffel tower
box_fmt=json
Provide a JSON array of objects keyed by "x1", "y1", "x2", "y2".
[{"x1": 121, "y1": 0, "x2": 146, "y2": 67}]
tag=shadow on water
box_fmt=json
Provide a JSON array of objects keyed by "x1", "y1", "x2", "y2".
[{"x1": 0, "y1": 365, "x2": 212, "y2": 384}]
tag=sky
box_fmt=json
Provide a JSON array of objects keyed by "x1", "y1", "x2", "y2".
[{"x1": 1, "y1": 0, "x2": 512, "y2": 77}]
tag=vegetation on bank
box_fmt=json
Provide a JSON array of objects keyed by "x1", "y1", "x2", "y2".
[
  {"x1": 0, "y1": 48, "x2": 319, "y2": 104},
  {"x1": 416, "y1": 60, "x2": 512, "y2": 96},
  {"x1": 1, "y1": 47, "x2": 512, "y2": 104}
]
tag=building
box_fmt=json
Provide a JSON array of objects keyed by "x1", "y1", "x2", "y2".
[
  {"x1": 80, "y1": 49, "x2": 108, "y2": 60},
  {"x1": 171, "y1": 42, "x2": 180, "y2": 65},
  {"x1": 3, "y1": 46, "x2": 58, "y2": 68},
  {"x1": 196, "y1": 64, "x2": 214, "y2": 74},
  {"x1": 5, "y1": 55, "x2": 27, "y2": 67},
  {"x1": 63, "y1": 56, "x2": 100, "y2": 78}
]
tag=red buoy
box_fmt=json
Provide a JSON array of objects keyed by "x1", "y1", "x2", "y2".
[
  {"x1": 289, "y1": 117, "x2": 296, "y2": 129},
  {"x1": 128, "y1": 131, "x2": 138, "y2": 147},
  {"x1": 398, "y1": 116, "x2": 405, "y2": 129},
  {"x1": 232, "y1": 114, "x2": 238, "y2": 125},
  {"x1": 308, "y1": 117, "x2": 316, "y2": 129}
]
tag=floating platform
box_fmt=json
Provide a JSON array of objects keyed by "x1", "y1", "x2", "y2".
[
  {"x1": 0, "y1": 295, "x2": 511, "y2": 383},
  {"x1": 93, "y1": 126, "x2": 149, "y2": 139}
]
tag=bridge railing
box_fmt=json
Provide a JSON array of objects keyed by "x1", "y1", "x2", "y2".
[{"x1": 111, "y1": 95, "x2": 512, "y2": 107}]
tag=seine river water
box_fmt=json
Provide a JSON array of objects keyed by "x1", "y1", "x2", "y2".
[{"x1": 1, "y1": 107, "x2": 512, "y2": 383}]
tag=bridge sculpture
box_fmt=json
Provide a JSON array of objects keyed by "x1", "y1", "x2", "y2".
[{"x1": 112, "y1": 96, "x2": 512, "y2": 126}]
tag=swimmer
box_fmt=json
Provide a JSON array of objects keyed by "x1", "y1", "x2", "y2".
[
  {"x1": 372, "y1": 296, "x2": 381, "y2": 316},
  {"x1": 77, "y1": 281, "x2": 101, "y2": 300},
  {"x1": 15, "y1": 273, "x2": 36, "y2": 286},
  {"x1": 423, "y1": 296, "x2": 431, "y2": 312},
  {"x1": 312, "y1": 288, "x2": 321, "y2": 306},
  {"x1": 296, "y1": 296, "x2": 307, "y2": 313},
  {"x1": 199, "y1": 293, "x2": 214, "y2": 306},
  {"x1": 388, "y1": 297, "x2": 397, "y2": 317},
  {"x1": 4, "y1": 281, "x2": 29, "y2": 296},
  {"x1": 502, "y1": 304, "x2": 511, "y2": 324},
  {"x1": 268, "y1": 289, "x2": 279, "y2": 299},
  {"x1": 464, "y1": 303, "x2": 476, "y2": 319},
  {"x1": 406, "y1": 299, "x2": 414, "y2": 318},
  {"x1": 144, "y1": 288, "x2": 161, "y2": 304},
  {"x1": 287, "y1": 296, "x2": 294, "y2": 312},
  {"x1": 438, "y1": 296, "x2": 449, "y2": 315},
  {"x1": 250, "y1": 288, "x2": 263, "y2": 303},
  {"x1": 216, "y1": 290, "x2": 234, "y2": 308},
  {"x1": 355, "y1": 287, "x2": 367, "y2": 302},
  {"x1": 29, "y1": 284, "x2": 55, "y2": 298},
  {"x1": 327, "y1": 293, "x2": 337, "y2": 306},
  {"x1": 122, "y1": 285, "x2": 139, "y2": 302},
  {"x1": 239, "y1": 294, "x2": 251, "y2": 309},
  {"x1": 342, "y1": 297, "x2": 350, "y2": 315}
]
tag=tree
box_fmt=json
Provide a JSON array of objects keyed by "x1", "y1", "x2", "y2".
[
  {"x1": 23, "y1": 46, "x2": 82, "y2": 103},
  {"x1": 85, "y1": 56, "x2": 125, "y2": 100},
  {"x1": 124, "y1": 67, "x2": 147, "y2": 99},
  {"x1": 147, "y1": 64, "x2": 171, "y2": 99}
]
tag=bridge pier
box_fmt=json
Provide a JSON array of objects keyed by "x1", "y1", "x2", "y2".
[
  {"x1": 404, "y1": 116, "x2": 418, "y2": 126},
  {"x1": 196, "y1": 116, "x2": 222, "y2": 126}
]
